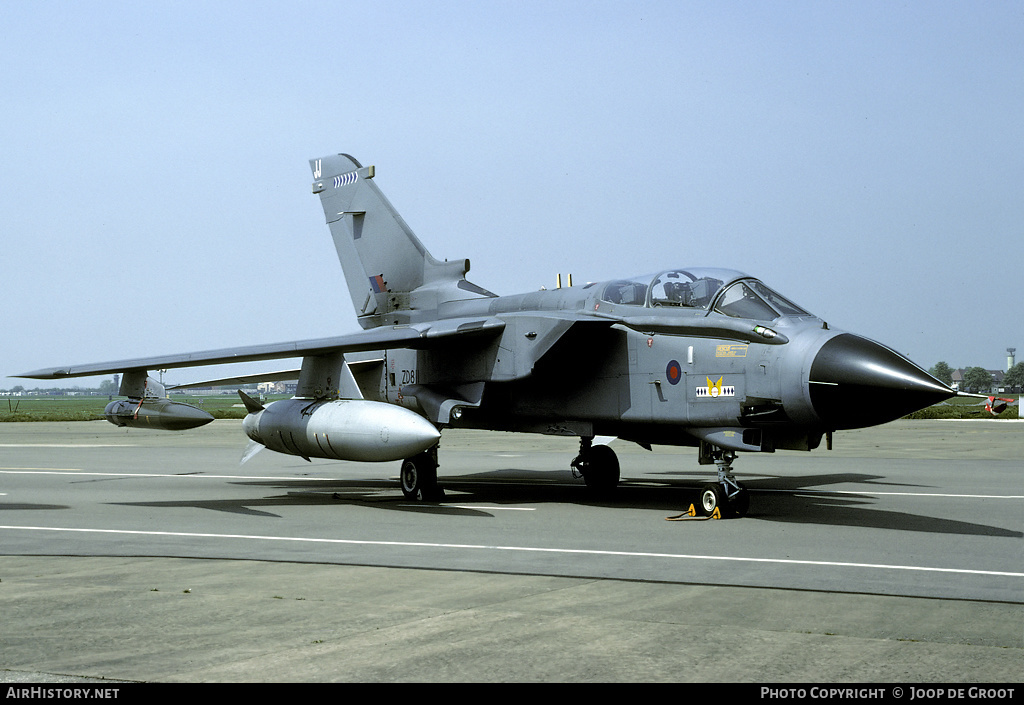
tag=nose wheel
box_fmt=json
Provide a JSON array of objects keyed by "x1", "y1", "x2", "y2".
[{"x1": 698, "y1": 449, "x2": 749, "y2": 518}]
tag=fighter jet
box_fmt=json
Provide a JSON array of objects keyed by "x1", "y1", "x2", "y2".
[{"x1": 18, "y1": 152, "x2": 990, "y2": 517}]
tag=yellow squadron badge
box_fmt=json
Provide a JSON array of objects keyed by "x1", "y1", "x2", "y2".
[
  {"x1": 696, "y1": 377, "x2": 736, "y2": 398},
  {"x1": 707, "y1": 376, "x2": 724, "y2": 397}
]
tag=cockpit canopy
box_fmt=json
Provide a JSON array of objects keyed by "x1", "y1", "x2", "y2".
[{"x1": 600, "y1": 268, "x2": 811, "y2": 322}]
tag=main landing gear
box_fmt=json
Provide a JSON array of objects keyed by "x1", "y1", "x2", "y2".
[
  {"x1": 401, "y1": 438, "x2": 749, "y2": 518},
  {"x1": 400, "y1": 446, "x2": 444, "y2": 501},
  {"x1": 571, "y1": 436, "x2": 620, "y2": 496},
  {"x1": 568, "y1": 437, "x2": 750, "y2": 517},
  {"x1": 697, "y1": 448, "x2": 749, "y2": 518}
]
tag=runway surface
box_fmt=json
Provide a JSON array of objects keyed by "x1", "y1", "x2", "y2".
[{"x1": 1, "y1": 419, "x2": 1021, "y2": 682}]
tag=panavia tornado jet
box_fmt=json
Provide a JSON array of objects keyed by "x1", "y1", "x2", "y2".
[{"x1": 18, "y1": 152, "x2": 995, "y2": 517}]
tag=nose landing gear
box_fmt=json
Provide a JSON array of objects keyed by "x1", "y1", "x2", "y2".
[{"x1": 697, "y1": 448, "x2": 749, "y2": 518}]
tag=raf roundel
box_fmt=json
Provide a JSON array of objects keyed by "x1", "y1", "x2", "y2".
[{"x1": 666, "y1": 360, "x2": 682, "y2": 385}]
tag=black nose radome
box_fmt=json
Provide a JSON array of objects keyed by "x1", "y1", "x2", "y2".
[{"x1": 809, "y1": 334, "x2": 954, "y2": 430}]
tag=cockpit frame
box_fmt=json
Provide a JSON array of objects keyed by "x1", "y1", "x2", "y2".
[{"x1": 599, "y1": 268, "x2": 812, "y2": 322}]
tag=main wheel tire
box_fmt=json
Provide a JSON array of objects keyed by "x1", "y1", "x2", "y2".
[
  {"x1": 400, "y1": 451, "x2": 439, "y2": 501},
  {"x1": 583, "y1": 444, "x2": 620, "y2": 495}
]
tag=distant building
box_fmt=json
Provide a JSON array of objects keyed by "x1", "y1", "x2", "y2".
[{"x1": 951, "y1": 368, "x2": 1005, "y2": 393}]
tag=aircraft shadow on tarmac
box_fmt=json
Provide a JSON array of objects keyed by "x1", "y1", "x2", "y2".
[
  {"x1": 742, "y1": 478, "x2": 1022, "y2": 538},
  {"x1": 0, "y1": 502, "x2": 69, "y2": 512},
  {"x1": 105, "y1": 468, "x2": 1022, "y2": 539}
]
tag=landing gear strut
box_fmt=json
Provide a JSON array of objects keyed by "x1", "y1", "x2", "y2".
[
  {"x1": 698, "y1": 448, "x2": 749, "y2": 517},
  {"x1": 400, "y1": 445, "x2": 444, "y2": 501},
  {"x1": 571, "y1": 436, "x2": 620, "y2": 496}
]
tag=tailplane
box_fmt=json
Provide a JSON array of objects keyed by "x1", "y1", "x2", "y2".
[{"x1": 311, "y1": 153, "x2": 495, "y2": 328}]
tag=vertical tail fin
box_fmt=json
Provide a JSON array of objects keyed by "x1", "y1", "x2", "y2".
[{"x1": 310, "y1": 153, "x2": 494, "y2": 329}]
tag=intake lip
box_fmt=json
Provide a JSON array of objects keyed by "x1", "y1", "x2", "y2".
[{"x1": 809, "y1": 333, "x2": 954, "y2": 430}]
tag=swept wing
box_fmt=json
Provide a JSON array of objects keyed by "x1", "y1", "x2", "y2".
[{"x1": 17, "y1": 317, "x2": 506, "y2": 381}]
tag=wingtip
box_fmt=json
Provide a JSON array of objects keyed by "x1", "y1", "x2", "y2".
[{"x1": 13, "y1": 368, "x2": 66, "y2": 380}]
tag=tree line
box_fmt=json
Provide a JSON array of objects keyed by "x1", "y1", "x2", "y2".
[
  {"x1": 929, "y1": 361, "x2": 1024, "y2": 394},
  {"x1": 4, "y1": 380, "x2": 120, "y2": 395}
]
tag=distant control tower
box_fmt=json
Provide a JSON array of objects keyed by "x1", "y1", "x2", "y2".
[{"x1": 1009, "y1": 348, "x2": 1017, "y2": 372}]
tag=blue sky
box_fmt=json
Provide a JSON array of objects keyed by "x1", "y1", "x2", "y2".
[{"x1": 3, "y1": 1, "x2": 1022, "y2": 387}]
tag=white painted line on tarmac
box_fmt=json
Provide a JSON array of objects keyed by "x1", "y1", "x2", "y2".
[
  {"x1": 0, "y1": 444, "x2": 135, "y2": 447},
  {"x1": 2, "y1": 468, "x2": 88, "y2": 473},
  {"x1": 1, "y1": 525, "x2": 1021, "y2": 579},
  {"x1": 0, "y1": 469, "x2": 338, "y2": 481},
  {"x1": 760, "y1": 488, "x2": 1024, "y2": 500}
]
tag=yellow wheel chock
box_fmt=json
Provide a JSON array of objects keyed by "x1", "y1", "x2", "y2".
[{"x1": 666, "y1": 503, "x2": 722, "y2": 521}]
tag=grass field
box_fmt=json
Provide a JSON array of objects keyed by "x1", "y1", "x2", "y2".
[
  {"x1": 903, "y1": 395, "x2": 1020, "y2": 419},
  {"x1": 0, "y1": 394, "x2": 292, "y2": 422},
  {"x1": 0, "y1": 393, "x2": 1016, "y2": 422}
]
